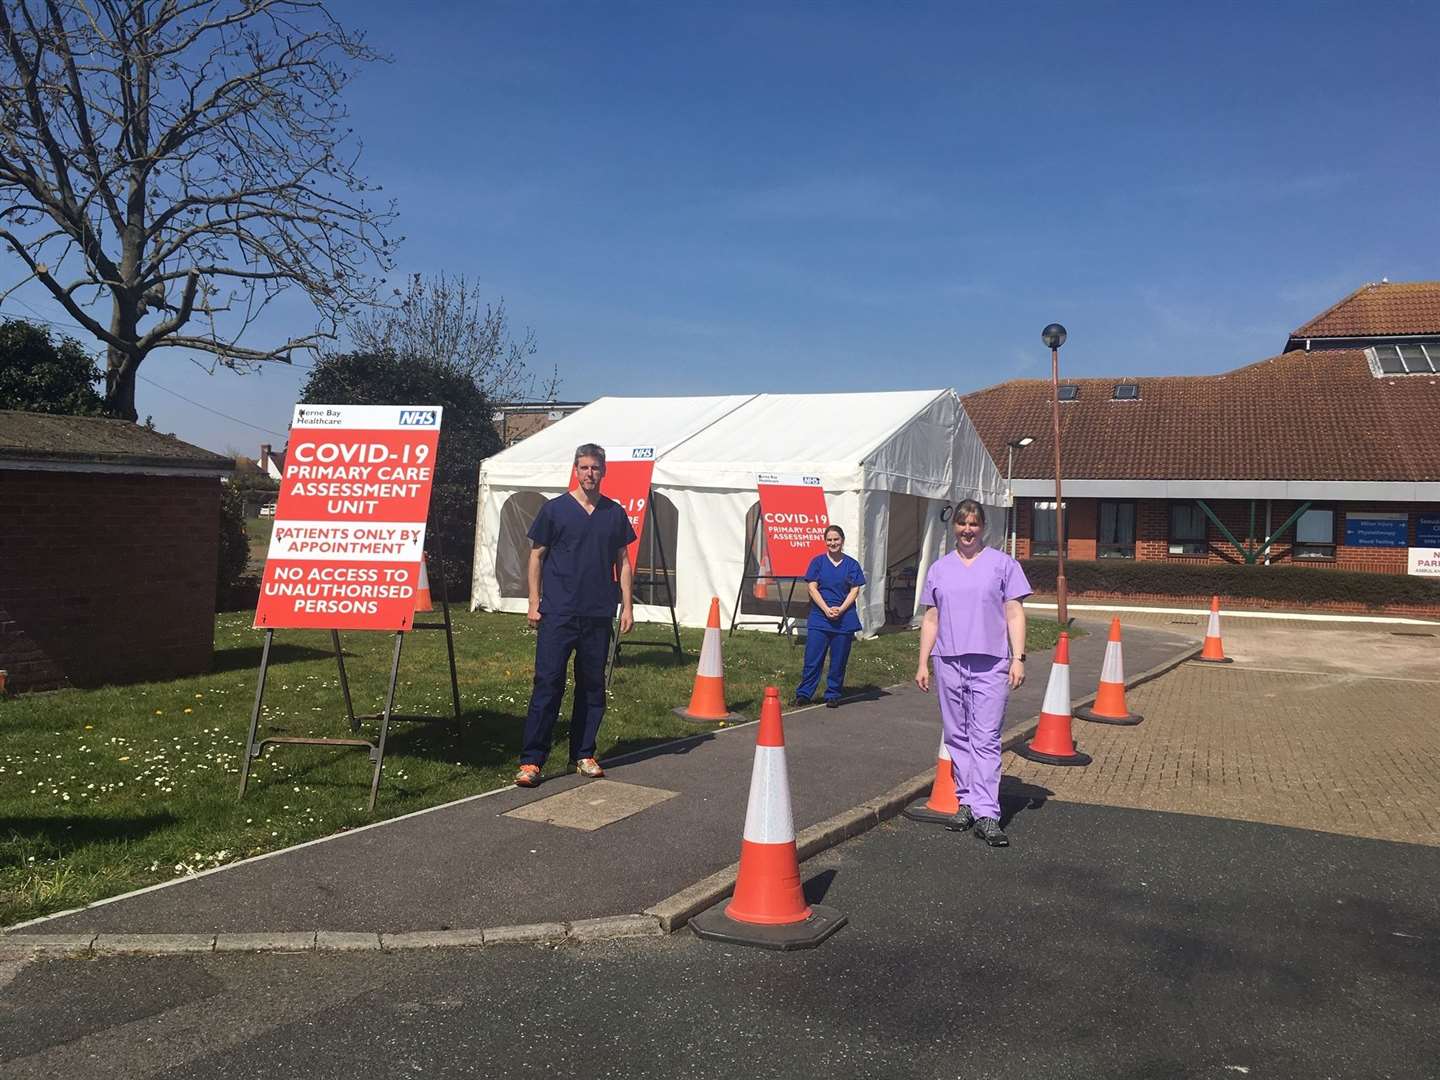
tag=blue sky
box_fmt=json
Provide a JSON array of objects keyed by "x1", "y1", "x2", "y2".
[{"x1": 7, "y1": 1, "x2": 1439, "y2": 454}]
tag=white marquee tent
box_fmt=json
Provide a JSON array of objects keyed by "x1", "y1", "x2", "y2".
[{"x1": 471, "y1": 390, "x2": 1006, "y2": 637}]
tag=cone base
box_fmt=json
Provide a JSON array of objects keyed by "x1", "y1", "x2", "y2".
[
  {"x1": 1074, "y1": 705, "x2": 1143, "y2": 726},
  {"x1": 690, "y1": 902, "x2": 847, "y2": 951},
  {"x1": 1013, "y1": 743, "x2": 1093, "y2": 767},
  {"x1": 671, "y1": 706, "x2": 747, "y2": 725},
  {"x1": 901, "y1": 800, "x2": 958, "y2": 825},
  {"x1": 1194, "y1": 656, "x2": 1233, "y2": 664}
]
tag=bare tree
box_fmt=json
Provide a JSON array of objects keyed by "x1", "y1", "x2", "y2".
[
  {"x1": 0, "y1": 0, "x2": 397, "y2": 419},
  {"x1": 348, "y1": 272, "x2": 557, "y2": 403}
]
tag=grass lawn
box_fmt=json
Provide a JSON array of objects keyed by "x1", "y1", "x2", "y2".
[{"x1": 0, "y1": 609, "x2": 1069, "y2": 926}]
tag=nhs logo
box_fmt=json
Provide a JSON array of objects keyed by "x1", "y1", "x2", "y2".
[{"x1": 398, "y1": 409, "x2": 438, "y2": 426}]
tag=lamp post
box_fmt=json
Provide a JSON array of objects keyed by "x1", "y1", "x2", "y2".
[
  {"x1": 1005, "y1": 435, "x2": 1035, "y2": 558},
  {"x1": 1042, "y1": 322, "x2": 1069, "y2": 625}
]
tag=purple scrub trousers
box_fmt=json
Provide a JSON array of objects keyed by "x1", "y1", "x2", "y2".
[{"x1": 933, "y1": 653, "x2": 1010, "y2": 820}]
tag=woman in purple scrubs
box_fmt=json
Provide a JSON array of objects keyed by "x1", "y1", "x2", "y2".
[
  {"x1": 915, "y1": 499, "x2": 1031, "y2": 846},
  {"x1": 795, "y1": 525, "x2": 866, "y2": 708}
]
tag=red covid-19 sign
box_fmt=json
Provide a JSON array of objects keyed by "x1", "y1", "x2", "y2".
[
  {"x1": 756, "y1": 473, "x2": 830, "y2": 576},
  {"x1": 569, "y1": 446, "x2": 656, "y2": 569},
  {"x1": 254, "y1": 404, "x2": 442, "y2": 631}
]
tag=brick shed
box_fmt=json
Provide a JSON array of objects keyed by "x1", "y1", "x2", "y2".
[{"x1": 0, "y1": 411, "x2": 232, "y2": 692}]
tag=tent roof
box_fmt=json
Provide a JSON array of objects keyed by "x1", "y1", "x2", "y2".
[
  {"x1": 478, "y1": 394, "x2": 754, "y2": 487},
  {"x1": 655, "y1": 389, "x2": 952, "y2": 490},
  {"x1": 478, "y1": 389, "x2": 986, "y2": 496}
]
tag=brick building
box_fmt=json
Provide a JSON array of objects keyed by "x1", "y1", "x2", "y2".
[
  {"x1": 0, "y1": 411, "x2": 232, "y2": 691},
  {"x1": 962, "y1": 281, "x2": 1440, "y2": 576}
]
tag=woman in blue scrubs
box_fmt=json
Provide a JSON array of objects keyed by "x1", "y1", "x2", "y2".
[{"x1": 795, "y1": 525, "x2": 866, "y2": 708}]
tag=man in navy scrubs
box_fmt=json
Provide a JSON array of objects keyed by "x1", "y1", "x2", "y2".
[{"x1": 515, "y1": 443, "x2": 635, "y2": 787}]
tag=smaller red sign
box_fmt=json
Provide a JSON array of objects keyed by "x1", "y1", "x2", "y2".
[
  {"x1": 569, "y1": 446, "x2": 656, "y2": 569},
  {"x1": 756, "y1": 473, "x2": 830, "y2": 577}
]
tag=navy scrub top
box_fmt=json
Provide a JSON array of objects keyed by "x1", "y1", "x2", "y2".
[
  {"x1": 528, "y1": 493, "x2": 636, "y2": 617},
  {"x1": 804, "y1": 552, "x2": 866, "y2": 633}
]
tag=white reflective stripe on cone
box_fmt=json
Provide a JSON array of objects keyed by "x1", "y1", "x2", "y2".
[
  {"x1": 741, "y1": 745, "x2": 795, "y2": 844},
  {"x1": 1100, "y1": 640, "x2": 1124, "y2": 683},
  {"x1": 697, "y1": 629, "x2": 724, "y2": 678},
  {"x1": 1207, "y1": 610, "x2": 1221, "y2": 637},
  {"x1": 1041, "y1": 663, "x2": 1071, "y2": 716},
  {"x1": 937, "y1": 739, "x2": 951, "y2": 762}
]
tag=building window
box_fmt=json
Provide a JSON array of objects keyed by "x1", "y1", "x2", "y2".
[
  {"x1": 1112, "y1": 383, "x2": 1140, "y2": 400},
  {"x1": 1057, "y1": 384, "x2": 1079, "y2": 401},
  {"x1": 1169, "y1": 502, "x2": 1207, "y2": 555},
  {"x1": 1294, "y1": 507, "x2": 1335, "y2": 560},
  {"x1": 1097, "y1": 501, "x2": 1136, "y2": 558},
  {"x1": 1031, "y1": 500, "x2": 1067, "y2": 556}
]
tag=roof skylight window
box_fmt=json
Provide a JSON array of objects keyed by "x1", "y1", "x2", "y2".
[
  {"x1": 1112, "y1": 383, "x2": 1140, "y2": 400},
  {"x1": 1371, "y1": 344, "x2": 1439, "y2": 375},
  {"x1": 1057, "y1": 384, "x2": 1079, "y2": 401}
]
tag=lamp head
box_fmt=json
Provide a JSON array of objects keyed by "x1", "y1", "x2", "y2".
[
  {"x1": 1008, "y1": 435, "x2": 1036, "y2": 449},
  {"x1": 1041, "y1": 323, "x2": 1067, "y2": 349}
]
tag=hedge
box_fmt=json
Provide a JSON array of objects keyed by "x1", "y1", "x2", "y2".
[{"x1": 1019, "y1": 558, "x2": 1440, "y2": 609}]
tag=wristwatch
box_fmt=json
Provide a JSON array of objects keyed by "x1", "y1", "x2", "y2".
[{"x1": 1015, "y1": 653, "x2": 1027, "y2": 662}]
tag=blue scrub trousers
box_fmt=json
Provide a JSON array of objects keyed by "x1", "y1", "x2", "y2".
[
  {"x1": 521, "y1": 614, "x2": 612, "y2": 766},
  {"x1": 934, "y1": 653, "x2": 1010, "y2": 820},
  {"x1": 796, "y1": 628, "x2": 854, "y2": 703}
]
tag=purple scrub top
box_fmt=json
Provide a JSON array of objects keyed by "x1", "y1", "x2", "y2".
[{"x1": 920, "y1": 547, "x2": 1032, "y2": 658}]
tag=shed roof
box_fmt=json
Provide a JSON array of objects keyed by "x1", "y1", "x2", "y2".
[{"x1": 0, "y1": 411, "x2": 232, "y2": 474}]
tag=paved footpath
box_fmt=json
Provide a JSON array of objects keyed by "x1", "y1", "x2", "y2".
[{"x1": 4, "y1": 620, "x2": 1197, "y2": 940}]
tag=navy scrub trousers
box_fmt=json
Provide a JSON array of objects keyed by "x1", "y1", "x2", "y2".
[{"x1": 521, "y1": 614, "x2": 611, "y2": 767}]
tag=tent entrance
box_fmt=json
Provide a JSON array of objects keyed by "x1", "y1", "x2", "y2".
[{"x1": 884, "y1": 493, "x2": 928, "y2": 625}]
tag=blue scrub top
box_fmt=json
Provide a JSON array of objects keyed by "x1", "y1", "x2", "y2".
[
  {"x1": 528, "y1": 493, "x2": 637, "y2": 618},
  {"x1": 804, "y1": 552, "x2": 865, "y2": 633}
]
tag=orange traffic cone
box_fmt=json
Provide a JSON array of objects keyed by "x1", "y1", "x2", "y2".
[
  {"x1": 752, "y1": 553, "x2": 773, "y2": 600},
  {"x1": 1195, "y1": 595, "x2": 1233, "y2": 664},
  {"x1": 902, "y1": 738, "x2": 961, "y2": 824},
  {"x1": 1014, "y1": 632, "x2": 1092, "y2": 766},
  {"x1": 1075, "y1": 617, "x2": 1143, "y2": 725},
  {"x1": 689, "y1": 687, "x2": 847, "y2": 950},
  {"x1": 673, "y1": 597, "x2": 744, "y2": 723},
  {"x1": 414, "y1": 555, "x2": 434, "y2": 613}
]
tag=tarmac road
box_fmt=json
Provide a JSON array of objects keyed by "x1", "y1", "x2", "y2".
[{"x1": 3, "y1": 793, "x2": 1436, "y2": 1079}]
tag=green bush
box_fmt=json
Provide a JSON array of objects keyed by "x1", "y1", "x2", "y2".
[
  {"x1": 1019, "y1": 558, "x2": 1440, "y2": 608},
  {"x1": 217, "y1": 484, "x2": 251, "y2": 608}
]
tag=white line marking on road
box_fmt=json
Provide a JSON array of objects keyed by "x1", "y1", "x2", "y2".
[{"x1": 1027, "y1": 602, "x2": 1440, "y2": 626}]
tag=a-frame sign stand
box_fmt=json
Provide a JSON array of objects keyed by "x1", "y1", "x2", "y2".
[
  {"x1": 605, "y1": 487, "x2": 682, "y2": 689},
  {"x1": 728, "y1": 512, "x2": 803, "y2": 643},
  {"x1": 238, "y1": 528, "x2": 462, "y2": 812}
]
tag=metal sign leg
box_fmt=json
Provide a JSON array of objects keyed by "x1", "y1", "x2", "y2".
[
  {"x1": 332, "y1": 629, "x2": 359, "y2": 732},
  {"x1": 368, "y1": 631, "x2": 406, "y2": 812},
  {"x1": 238, "y1": 629, "x2": 274, "y2": 799},
  {"x1": 433, "y1": 541, "x2": 463, "y2": 721}
]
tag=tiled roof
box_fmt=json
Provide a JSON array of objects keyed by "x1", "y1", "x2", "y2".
[
  {"x1": 961, "y1": 350, "x2": 1440, "y2": 483},
  {"x1": 1290, "y1": 281, "x2": 1440, "y2": 341},
  {"x1": 0, "y1": 410, "x2": 232, "y2": 471}
]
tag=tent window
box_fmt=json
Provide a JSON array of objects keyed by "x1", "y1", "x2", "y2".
[
  {"x1": 632, "y1": 492, "x2": 679, "y2": 607},
  {"x1": 495, "y1": 491, "x2": 547, "y2": 598}
]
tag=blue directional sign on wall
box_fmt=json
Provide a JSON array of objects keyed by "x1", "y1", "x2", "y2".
[
  {"x1": 1418, "y1": 515, "x2": 1440, "y2": 547},
  {"x1": 1344, "y1": 514, "x2": 1409, "y2": 547}
]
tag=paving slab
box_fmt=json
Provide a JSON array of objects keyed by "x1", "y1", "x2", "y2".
[
  {"x1": 8, "y1": 619, "x2": 1197, "y2": 937},
  {"x1": 501, "y1": 779, "x2": 678, "y2": 830}
]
